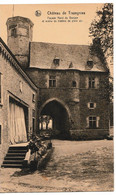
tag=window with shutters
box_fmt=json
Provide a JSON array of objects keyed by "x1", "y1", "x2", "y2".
[{"x1": 49, "y1": 76, "x2": 56, "y2": 87}]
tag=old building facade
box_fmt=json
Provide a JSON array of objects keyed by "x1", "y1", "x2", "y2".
[
  {"x1": 0, "y1": 37, "x2": 37, "y2": 165},
  {"x1": 0, "y1": 15, "x2": 110, "y2": 164}
]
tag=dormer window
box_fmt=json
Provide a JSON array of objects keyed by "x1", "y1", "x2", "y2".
[
  {"x1": 69, "y1": 62, "x2": 73, "y2": 68},
  {"x1": 87, "y1": 60, "x2": 93, "y2": 68},
  {"x1": 53, "y1": 57, "x2": 60, "y2": 66}
]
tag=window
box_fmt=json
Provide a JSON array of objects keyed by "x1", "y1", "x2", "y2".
[
  {"x1": 69, "y1": 62, "x2": 73, "y2": 68},
  {"x1": 0, "y1": 125, "x2": 1, "y2": 144},
  {"x1": 87, "y1": 61, "x2": 93, "y2": 67},
  {"x1": 32, "y1": 93, "x2": 35, "y2": 102},
  {"x1": 19, "y1": 81, "x2": 23, "y2": 93},
  {"x1": 53, "y1": 58, "x2": 60, "y2": 66},
  {"x1": 86, "y1": 76, "x2": 99, "y2": 89},
  {"x1": 89, "y1": 116, "x2": 97, "y2": 128},
  {"x1": 89, "y1": 77, "x2": 95, "y2": 88},
  {"x1": 11, "y1": 28, "x2": 17, "y2": 37},
  {"x1": 0, "y1": 73, "x2": 3, "y2": 104},
  {"x1": 32, "y1": 110, "x2": 35, "y2": 132},
  {"x1": 72, "y1": 81, "x2": 76, "y2": 87},
  {"x1": 86, "y1": 116, "x2": 100, "y2": 128},
  {"x1": 87, "y1": 102, "x2": 96, "y2": 109},
  {"x1": 49, "y1": 76, "x2": 56, "y2": 87},
  {"x1": 9, "y1": 24, "x2": 17, "y2": 30}
]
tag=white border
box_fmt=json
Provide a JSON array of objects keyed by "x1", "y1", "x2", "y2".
[
  {"x1": 0, "y1": 1, "x2": 115, "y2": 195},
  {"x1": 0, "y1": 0, "x2": 114, "y2": 4}
]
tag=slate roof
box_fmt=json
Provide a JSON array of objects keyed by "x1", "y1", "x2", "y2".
[{"x1": 30, "y1": 42, "x2": 107, "y2": 72}]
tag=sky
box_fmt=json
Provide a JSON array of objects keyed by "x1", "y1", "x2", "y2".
[
  {"x1": 0, "y1": 3, "x2": 113, "y2": 75},
  {"x1": 0, "y1": 4, "x2": 104, "y2": 45}
]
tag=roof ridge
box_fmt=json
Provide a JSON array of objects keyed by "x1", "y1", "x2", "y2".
[{"x1": 31, "y1": 41, "x2": 89, "y2": 47}]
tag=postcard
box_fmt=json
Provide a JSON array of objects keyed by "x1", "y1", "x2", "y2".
[{"x1": 0, "y1": 2, "x2": 113, "y2": 192}]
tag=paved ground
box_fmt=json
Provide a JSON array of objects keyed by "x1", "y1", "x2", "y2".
[{"x1": 0, "y1": 139, "x2": 114, "y2": 192}]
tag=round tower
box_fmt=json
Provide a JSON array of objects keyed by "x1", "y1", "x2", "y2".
[{"x1": 6, "y1": 16, "x2": 34, "y2": 69}]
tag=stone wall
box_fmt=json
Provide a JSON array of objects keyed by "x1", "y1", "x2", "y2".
[
  {"x1": 70, "y1": 129, "x2": 109, "y2": 140},
  {"x1": 26, "y1": 68, "x2": 109, "y2": 140},
  {"x1": 26, "y1": 69, "x2": 80, "y2": 130},
  {"x1": 79, "y1": 72, "x2": 109, "y2": 130}
]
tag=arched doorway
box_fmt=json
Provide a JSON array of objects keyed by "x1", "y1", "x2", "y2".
[{"x1": 39, "y1": 99, "x2": 71, "y2": 139}]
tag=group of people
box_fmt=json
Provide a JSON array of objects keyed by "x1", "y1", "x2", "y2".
[{"x1": 28, "y1": 134, "x2": 48, "y2": 169}]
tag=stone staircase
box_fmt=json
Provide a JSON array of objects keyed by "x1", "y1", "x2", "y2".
[{"x1": 1, "y1": 144, "x2": 28, "y2": 168}]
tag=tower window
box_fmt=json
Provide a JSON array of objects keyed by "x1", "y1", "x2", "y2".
[
  {"x1": 11, "y1": 28, "x2": 17, "y2": 37},
  {"x1": 9, "y1": 24, "x2": 17, "y2": 30},
  {"x1": 89, "y1": 77, "x2": 95, "y2": 88},
  {"x1": 72, "y1": 81, "x2": 76, "y2": 87},
  {"x1": 49, "y1": 76, "x2": 56, "y2": 87}
]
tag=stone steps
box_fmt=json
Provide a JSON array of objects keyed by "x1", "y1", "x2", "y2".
[
  {"x1": 4, "y1": 156, "x2": 24, "y2": 160},
  {"x1": 1, "y1": 164, "x2": 23, "y2": 168},
  {"x1": 1, "y1": 144, "x2": 28, "y2": 168}
]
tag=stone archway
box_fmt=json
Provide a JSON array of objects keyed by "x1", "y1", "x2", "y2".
[{"x1": 39, "y1": 98, "x2": 71, "y2": 139}]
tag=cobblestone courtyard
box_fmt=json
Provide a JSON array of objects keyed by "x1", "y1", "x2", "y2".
[{"x1": 0, "y1": 140, "x2": 114, "y2": 192}]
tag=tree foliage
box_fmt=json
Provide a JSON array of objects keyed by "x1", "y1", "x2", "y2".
[
  {"x1": 89, "y1": 4, "x2": 113, "y2": 103},
  {"x1": 98, "y1": 75, "x2": 113, "y2": 102},
  {"x1": 89, "y1": 3, "x2": 113, "y2": 62}
]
